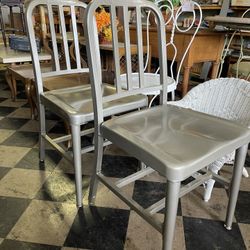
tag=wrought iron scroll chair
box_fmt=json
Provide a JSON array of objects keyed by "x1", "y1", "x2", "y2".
[
  {"x1": 170, "y1": 77, "x2": 250, "y2": 202},
  {"x1": 26, "y1": 0, "x2": 148, "y2": 207},
  {"x1": 85, "y1": 1, "x2": 250, "y2": 249},
  {"x1": 119, "y1": 0, "x2": 202, "y2": 105}
]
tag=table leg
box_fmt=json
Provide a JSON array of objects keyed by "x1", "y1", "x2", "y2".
[
  {"x1": 11, "y1": 74, "x2": 17, "y2": 101},
  {"x1": 24, "y1": 79, "x2": 35, "y2": 119},
  {"x1": 5, "y1": 70, "x2": 15, "y2": 100},
  {"x1": 182, "y1": 66, "x2": 191, "y2": 97},
  {"x1": 211, "y1": 62, "x2": 220, "y2": 79}
]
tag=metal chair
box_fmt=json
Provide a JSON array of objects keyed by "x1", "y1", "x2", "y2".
[
  {"x1": 85, "y1": 1, "x2": 250, "y2": 249},
  {"x1": 0, "y1": 0, "x2": 26, "y2": 47},
  {"x1": 170, "y1": 77, "x2": 250, "y2": 202},
  {"x1": 25, "y1": 0, "x2": 148, "y2": 207},
  {"x1": 119, "y1": 0, "x2": 202, "y2": 105}
]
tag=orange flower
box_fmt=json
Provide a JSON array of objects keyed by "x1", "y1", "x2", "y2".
[{"x1": 95, "y1": 8, "x2": 111, "y2": 33}]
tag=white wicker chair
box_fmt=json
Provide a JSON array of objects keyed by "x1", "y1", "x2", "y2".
[{"x1": 170, "y1": 78, "x2": 250, "y2": 201}]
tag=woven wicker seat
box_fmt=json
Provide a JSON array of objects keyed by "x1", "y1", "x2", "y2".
[{"x1": 170, "y1": 77, "x2": 250, "y2": 201}]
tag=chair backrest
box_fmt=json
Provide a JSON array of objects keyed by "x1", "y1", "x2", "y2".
[
  {"x1": 25, "y1": 0, "x2": 88, "y2": 97},
  {"x1": 152, "y1": 0, "x2": 202, "y2": 84},
  {"x1": 85, "y1": 0, "x2": 168, "y2": 124},
  {"x1": 171, "y1": 78, "x2": 250, "y2": 127}
]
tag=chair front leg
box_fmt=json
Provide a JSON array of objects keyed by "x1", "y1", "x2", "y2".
[
  {"x1": 225, "y1": 144, "x2": 248, "y2": 230},
  {"x1": 39, "y1": 103, "x2": 46, "y2": 163},
  {"x1": 71, "y1": 124, "x2": 83, "y2": 207},
  {"x1": 88, "y1": 134, "x2": 104, "y2": 205},
  {"x1": 163, "y1": 180, "x2": 181, "y2": 250}
]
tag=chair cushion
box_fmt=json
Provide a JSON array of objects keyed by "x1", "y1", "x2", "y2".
[
  {"x1": 101, "y1": 104, "x2": 250, "y2": 181},
  {"x1": 41, "y1": 84, "x2": 147, "y2": 124}
]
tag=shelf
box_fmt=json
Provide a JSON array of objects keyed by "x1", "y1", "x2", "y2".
[{"x1": 198, "y1": 5, "x2": 222, "y2": 10}]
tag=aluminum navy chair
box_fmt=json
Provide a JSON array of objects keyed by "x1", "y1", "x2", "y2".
[
  {"x1": 85, "y1": 0, "x2": 250, "y2": 249},
  {"x1": 26, "y1": 0, "x2": 148, "y2": 207}
]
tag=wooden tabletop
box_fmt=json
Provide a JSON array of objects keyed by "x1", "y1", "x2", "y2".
[
  {"x1": 205, "y1": 16, "x2": 250, "y2": 30},
  {"x1": 0, "y1": 45, "x2": 51, "y2": 64}
]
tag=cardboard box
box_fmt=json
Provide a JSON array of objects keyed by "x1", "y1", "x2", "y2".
[{"x1": 231, "y1": 0, "x2": 250, "y2": 7}]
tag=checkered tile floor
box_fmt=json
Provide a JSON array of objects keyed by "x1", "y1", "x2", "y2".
[{"x1": 0, "y1": 72, "x2": 250, "y2": 250}]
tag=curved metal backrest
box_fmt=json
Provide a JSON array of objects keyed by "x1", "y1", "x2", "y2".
[
  {"x1": 146, "y1": 0, "x2": 202, "y2": 84},
  {"x1": 85, "y1": 0, "x2": 168, "y2": 124},
  {"x1": 25, "y1": 0, "x2": 88, "y2": 97}
]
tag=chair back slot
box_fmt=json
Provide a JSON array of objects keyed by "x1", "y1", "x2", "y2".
[
  {"x1": 122, "y1": 6, "x2": 133, "y2": 90},
  {"x1": 135, "y1": 6, "x2": 145, "y2": 88},
  {"x1": 58, "y1": 5, "x2": 71, "y2": 70},
  {"x1": 47, "y1": 4, "x2": 60, "y2": 72},
  {"x1": 70, "y1": 5, "x2": 82, "y2": 70}
]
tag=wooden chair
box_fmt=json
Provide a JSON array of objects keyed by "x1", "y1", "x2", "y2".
[{"x1": 85, "y1": 1, "x2": 250, "y2": 249}]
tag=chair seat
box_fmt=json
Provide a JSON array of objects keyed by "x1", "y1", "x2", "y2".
[
  {"x1": 120, "y1": 73, "x2": 177, "y2": 95},
  {"x1": 101, "y1": 104, "x2": 250, "y2": 181},
  {"x1": 41, "y1": 84, "x2": 148, "y2": 124}
]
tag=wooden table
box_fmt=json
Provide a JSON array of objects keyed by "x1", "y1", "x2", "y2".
[
  {"x1": 127, "y1": 27, "x2": 225, "y2": 96},
  {"x1": 0, "y1": 45, "x2": 51, "y2": 118},
  {"x1": 79, "y1": 39, "x2": 151, "y2": 75},
  {"x1": 0, "y1": 45, "x2": 51, "y2": 103}
]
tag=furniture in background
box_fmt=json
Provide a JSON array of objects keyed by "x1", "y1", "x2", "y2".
[
  {"x1": 0, "y1": 0, "x2": 26, "y2": 47},
  {"x1": 85, "y1": 1, "x2": 250, "y2": 249},
  {"x1": 170, "y1": 78, "x2": 250, "y2": 202},
  {"x1": 128, "y1": 25, "x2": 225, "y2": 96},
  {"x1": 26, "y1": 0, "x2": 148, "y2": 208},
  {"x1": 0, "y1": 44, "x2": 51, "y2": 100},
  {"x1": 205, "y1": 9, "x2": 250, "y2": 79},
  {"x1": 119, "y1": 0, "x2": 202, "y2": 103}
]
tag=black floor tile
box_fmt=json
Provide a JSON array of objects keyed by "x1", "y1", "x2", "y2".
[
  {"x1": 0, "y1": 196, "x2": 30, "y2": 237},
  {"x1": 132, "y1": 180, "x2": 182, "y2": 216},
  {"x1": 0, "y1": 107, "x2": 16, "y2": 116},
  {"x1": 2, "y1": 131, "x2": 39, "y2": 147},
  {"x1": 0, "y1": 239, "x2": 61, "y2": 250},
  {"x1": 0, "y1": 167, "x2": 10, "y2": 180},
  {"x1": 235, "y1": 191, "x2": 250, "y2": 224},
  {"x1": 0, "y1": 117, "x2": 29, "y2": 130},
  {"x1": 16, "y1": 91, "x2": 27, "y2": 100},
  {"x1": 0, "y1": 97, "x2": 7, "y2": 103},
  {"x1": 183, "y1": 217, "x2": 246, "y2": 250},
  {"x1": 64, "y1": 206, "x2": 130, "y2": 250},
  {"x1": 102, "y1": 155, "x2": 139, "y2": 178},
  {"x1": 48, "y1": 121, "x2": 67, "y2": 134},
  {"x1": 15, "y1": 148, "x2": 61, "y2": 171}
]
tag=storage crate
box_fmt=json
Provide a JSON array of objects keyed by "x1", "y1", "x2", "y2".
[{"x1": 9, "y1": 35, "x2": 41, "y2": 53}]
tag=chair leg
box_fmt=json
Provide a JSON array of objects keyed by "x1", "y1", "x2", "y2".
[
  {"x1": 39, "y1": 103, "x2": 46, "y2": 163},
  {"x1": 71, "y1": 124, "x2": 83, "y2": 208},
  {"x1": 163, "y1": 181, "x2": 181, "y2": 250},
  {"x1": 88, "y1": 134, "x2": 104, "y2": 205},
  {"x1": 225, "y1": 144, "x2": 248, "y2": 230}
]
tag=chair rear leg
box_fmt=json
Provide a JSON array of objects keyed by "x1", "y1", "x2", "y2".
[
  {"x1": 89, "y1": 134, "x2": 104, "y2": 205},
  {"x1": 225, "y1": 144, "x2": 248, "y2": 230},
  {"x1": 39, "y1": 103, "x2": 46, "y2": 163},
  {"x1": 163, "y1": 181, "x2": 180, "y2": 250},
  {"x1": 71, "y1": 124, "x2": 83, "y2": 207}
]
